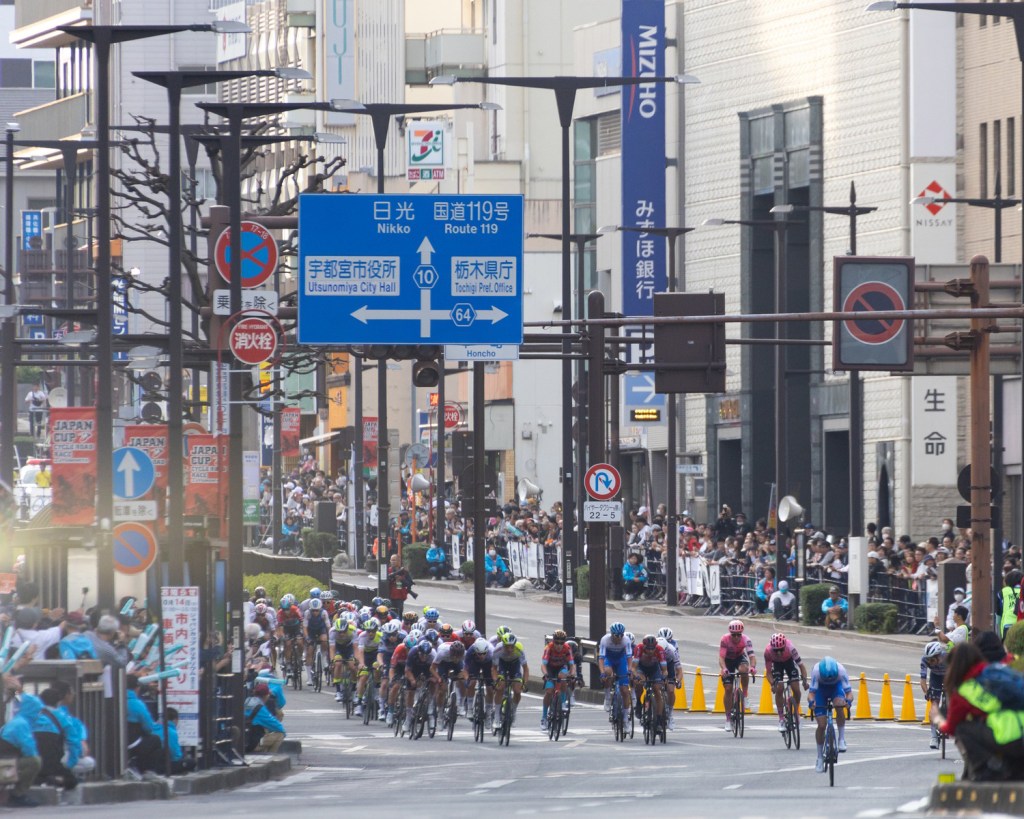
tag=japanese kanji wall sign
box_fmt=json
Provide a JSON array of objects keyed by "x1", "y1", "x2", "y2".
[
  {"x1": 832, "y1": 256, "x2": 915, "y2": 372},
  {"x1": 912, "y1": 376, "x2": 957, "y2": 486}
]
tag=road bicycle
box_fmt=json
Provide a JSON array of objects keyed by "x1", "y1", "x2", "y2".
[
  {"x1": 493, "y1": 677, "x2": 516, "y2": 746},
  {"x1": 468, "y1": 675, "x2": 488, "y2": 743},
  {"x1": 727, "y1": 670, "x2": 753, "y2": 739},
  {"x1": 335, "y1": 662, "x2": 355, "y2": 719},
  {"x1": 934, "y1": 690, "x2": 948, "y2": 759},
  {"x1": 781, "y1": 678, "x2": 801, "y2": 750},
  {"x1": 609, "y1": 682, "x2": 634, "y2": 742},
  {"x1": 286, "y1": 639, "x2": 304, "y2": 691},
  {"x1": 639, "y1": 678, "x2": 667, "y2": 745},
  {"x1": 391, "y1": 682, "x2": 407, "y2": 737},
  {"x1": 546, "y1": 674, "x2": 571, "y2": 741},
  {"x1": 362, "y1": 668, "x2": 379, "y2": 726},
  {"x1": 440, "y1": 671, "x2": 460, "y2": 741},
  {"x1": 822, "y1": 701, "x2": 842, "y2": 787},
  {"x1": 312, "y1": 643, "x2": 326, "y2": 693},
  {"x1": 409, "y1": 678, "x2": 437, "y2": 740}
]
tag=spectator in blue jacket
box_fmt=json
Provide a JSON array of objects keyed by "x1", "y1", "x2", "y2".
[
  {"x1": 245, "y1": 682, "x2": 286, "y2": 753},
  {"x1": 34, "y1": 687, "x2": 77, "y2": 789},
  {"x1": 0, "y1": 694, "x2": 42, "y2": 807},
  {"x1": 162, "y1": 708, "x2": 194, "y2": 774},
  {"x1": 485, "y1": 548, "x2": 513, "y2": 588},
  {"x1": 125, "y1": 675, "x2": 163, "y2": 773},
  {"x1": 622, "y1": 552, "x2": 649, "y2": 601},
  {"x1": 755, "y1": 567, "x2": 776, "y2": 614},
  {"x1": 425, "y1": 544, "x2": 449, "y2": 580},
  {"x1": 821, "y1": 585, "x2": 849, "y2": 630},
  {"x1": 256, "y1": 667, "x2": 287, "y2": 714},
  {"x1": 52, "y1": 681, "x2": 90, "y2": 776}
]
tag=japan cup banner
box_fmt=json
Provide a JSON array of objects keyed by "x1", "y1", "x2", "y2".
[
  {"x1": 281, "y1": 407, "x2": 301, "y2": 457},
  {"x1": 49, "y1": 407, "x2": 97, "y2": 526},
  {"x1": 124, "y1": 424, "x2": 168, "y2": 491},
  {"x1": 184, "y1": 434, "x2": 221, "y2": 517}
]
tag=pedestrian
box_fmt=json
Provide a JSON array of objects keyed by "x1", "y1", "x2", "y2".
[
  {"x1": 85, "y1": 614, "x2": 130, "y2": 668},
  {"x1": 125, "y1": 676, "x2": 162, "y2": 775},
  {"x1": 386, "y1": 554, "x2": 416, "y2": 616},
  {"x1": 769, "y1": 579, "x2": 797, "y2": 620},
  {"x1": 34, "y1": 687, "x2": 77, "y2": 789},
  {"x1": 24, "y1": 384, "x2": 47, "y2": 438},
  {"x1": 485, "y1": 546, "x2": 513, "y2": 588},
  {"x1": 821, "y1": 585, "x2": 848, "y2": 630}
]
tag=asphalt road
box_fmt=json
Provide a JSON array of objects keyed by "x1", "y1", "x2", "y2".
[{"x1": 60, "y1": 580, "x2": 957, "y2": 817}]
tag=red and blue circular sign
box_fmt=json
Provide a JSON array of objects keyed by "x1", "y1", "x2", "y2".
[
  {"x1": 214, "y1": 221, "x2": 278, "y2": 288},
  {"x1": 584, "y1": 463, "x2": 622, "y2": 501},
  {"x1": 112, "y1": 523, "x2": 158, "y2": 575},
  {"x1": 842, "y1": 281, "x2": 906, "y2": 345}
]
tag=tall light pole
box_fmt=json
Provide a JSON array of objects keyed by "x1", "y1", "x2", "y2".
[
  {"x1": 432, "y1": 72, "x2": 697, "y2": 635},
  {"x1": 868, "y1": 0, "x2": 1024, "y2": 634},
  {"x1": 601, "y1": 224, "x2": 694, "y2": 604},
  {"x1": 703, "y1": 214, "x2": 790, "y2": 583},
  {"x1": 134, "y1": 67, "x2": 307, "y2": 586},
  {"x1": 56, "y1": 20, "x2": 248, "y2": 608},
  {"x1": 1, "y1": 124, "x2": 18, "y2": 564}
]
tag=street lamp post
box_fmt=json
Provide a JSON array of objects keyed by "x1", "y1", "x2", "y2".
[
  {"x1": 1, "y1": 125, "x2": 17, "y2": 561},
  {"x1": 868, "y1": 0, "x2": 1024, "y2": 635},
  {"x1": 133, "y1": 67, "x2": 307, "y2": 586},
  {"x1": 601, "y1": 224, "x2": 694, "y2": 604},
  {"x1": 703, "y1": 214, "x2": 790, "y2": 584},
  {"x1": 432, "y1": 73, "x2": 697, "y2": 635},
  {"x1": 56, "y1": 21, "x2": 248, "y2": 608}
]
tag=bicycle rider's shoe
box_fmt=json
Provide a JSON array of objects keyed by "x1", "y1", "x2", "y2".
[
  {"x1": 335, "y1": 691, "x2": 343, "y2": 703},
  {"x1": 667, "y1": 714, "x2": 674, "y2": 731},
  {"x1": 385, "y1": 709, "x2": 394, "y2": 727},
  {"x1": 724, "y1": 718, "x2": 731, "y2": 731},
  {"x1": 403, "y1": 713, "x2": 413, "y2": 733},
  {"x1": 540, "y1": 716, "x2": 547, "y2": 729},
  {"x1": 354, "y1": 701, "x2": 364, "y2": 717},
  {"x1": 838, "y1": 738, "x2": 848, "y2": 753},
  {"x1": 815, "y1": 755, "x2": 825, "y2": 773},
  {"x1": 929, "y1": 737, "x2": 939, "y2": 750},
  {"x1": 778, "y1": 718, "x2": 786, "y2": 732},
  {"x1": 604, "y1": 691, "x2": 611, "y2": 711}
]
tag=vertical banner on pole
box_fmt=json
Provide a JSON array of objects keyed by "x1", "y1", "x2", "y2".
[
  {"x1": 184, "y1": 434, "x2": 221, "y2": 517},
  {"x1": 281, "y1": 407, "x2": 301, "y2": 458},
  {"x1": 125, "y1": 424, "x2": 168, "y2": 531},
  {"x1": 161, "y1": 586, "x2": 201, "y2": 745},
  {"x1": 243, "y1": 451, "x2": 260, "y2": 525},
  {"x1": 50, "y1": 407, "x2": 97, "y2": 525}
]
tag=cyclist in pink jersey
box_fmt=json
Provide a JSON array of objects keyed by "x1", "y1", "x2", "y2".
[
  {"x1": 764, "y1": 632, "x2": 809, "y2": 732},
  {"x1": 718, "y1": 619, "x2": 756, "y2": 731}
]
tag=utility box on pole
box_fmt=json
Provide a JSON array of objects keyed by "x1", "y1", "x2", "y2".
[{"x1": 653, "y1": 293, "x2": 726, "y2": 394}]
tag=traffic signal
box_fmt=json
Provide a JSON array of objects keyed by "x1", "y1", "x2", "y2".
[
  {"x1": 139, "y1": 371, "x2": 165, "y2": 423},
  {"x1": 412, "y1": 361, "x2": 440, "y2": 387}
]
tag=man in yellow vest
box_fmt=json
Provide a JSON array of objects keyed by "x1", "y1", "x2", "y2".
[{"x1": 996, "y1": 570, "x2": 1021, "y2": 639}]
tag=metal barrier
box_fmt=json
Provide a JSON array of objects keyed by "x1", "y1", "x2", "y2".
[
  {"x1": 12, "y1": 660, "x2": 124, "y2": 780},
  {"x1": 331, "y1": 581, "x2": 376, "y2": 604},
  {"x1": 867, "y1": 574, "x2": 931, "y2": 634},
  {"x1": 242, "y1": 549, "x2": 332, "y2": 586}
]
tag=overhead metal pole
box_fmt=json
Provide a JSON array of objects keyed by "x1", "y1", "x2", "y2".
[
  {"x1": 1, "y1": 126, "x2": 17, "y2": 567},
  {"x1": 586, "y1": 290, "x2": 606, "y2": 682}
]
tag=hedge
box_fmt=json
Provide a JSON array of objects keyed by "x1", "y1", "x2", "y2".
[
  {"x1": 1005, "y1": 620, "x2": 1024, "y2": 658},
  {"x1": 244, "y1": 573, "x2": 324, "y2": 606},
  {"x1": 576, "y1": 565, "x2": 590, "y2": 600},
  {"x1": 853, "y1": 602, "x2": 898, "y2": 634},
  {"x1": 403, "y1": 543, "x2": 429, "y2": 578},
  {"x1": 459, "y1": 559, "x2": 474, "y2": 580},
  {"x1": 302, "y1": 531, "x2": 339, "y2": 558},
  {"x1": 800, "y1": 583, "x2": 832, "y2": 626}
]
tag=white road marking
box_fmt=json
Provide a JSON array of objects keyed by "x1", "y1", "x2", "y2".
[
  {"x1": 341, "y1": 745, "x2": 367, "y2": 753},
  {"x1": 479, "y1": 779, "x2": 516, "y2": 789},
  {"x1": 723, "y1": 783, "x2": 743, "y2": 790}
]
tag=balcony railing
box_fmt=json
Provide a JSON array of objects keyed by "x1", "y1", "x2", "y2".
[
  {"x1": 11, "y1": 0, "x2": 93, "y2": 48},
  {"x1": 13, "y1": 93, "x2": 90, "y2": 143},
  {"x1": 406, "y1": 29, "x2": 486, "y2": 85}
]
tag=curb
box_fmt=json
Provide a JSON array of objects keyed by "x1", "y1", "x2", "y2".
[{"x1": 931, "y1": 781, "x2": 1024, "y2": 815}]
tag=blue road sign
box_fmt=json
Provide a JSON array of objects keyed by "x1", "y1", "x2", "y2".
[
  {"x1": 22, "y1": 314, "x2": 43, "y2": 326},
  {"x1": 112, "y1": 523, "x2": 158, "y2": 575},
  {"x1": 623, "y1": 373, "x2": 666, "y2": 409},
  {"x1": 112, "y1": 446, "x2": 155, "y2": 500},
  {"x1": 297, "y1": 194, "x2": 524, "y2": 345}
]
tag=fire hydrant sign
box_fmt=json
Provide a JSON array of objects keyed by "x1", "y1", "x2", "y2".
[
  {"x1": 229, "y1": 317, "x2": 278, "y2": 364},
  {"x1": 160, "y1": 586, "x2": 200, "y2": 746}
]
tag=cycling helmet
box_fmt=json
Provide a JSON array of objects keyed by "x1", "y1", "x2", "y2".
[
  {"x1": 496, "y1": 625, "x2": 511, "y2": 640},
  {"x1": 778, "y1": 580, "x2": 789, "y2": 592},
  {"x1": 309, "y1": 598, "x2": 323, "y2": 611},
  {"x1": 925, "y1": 642, "x2": 946, "y2": 659},
  {"x1": 371, "y1": 597, "x2": 385, "y2": 608},
  {"x1": 417, "y1": 640, "x2": 433, "y2": 655},
  {"x1": 439, "y1": 623, "x2": 454, "y2": 638},
  {"x1": 321, "y1": 590, "x2": 333, "y2": 602},
  {"x1": 609, "y1": 622, "x2": 626, "y2": 637},
  {"x1": 310, "y1": 587, "x2": 321, "y2": 599},
  {"x1": 625, "y1": 632, "x2": 636, "y2": 645},
  {"x1": 350, "y1": 599, "x2": 363, "y2": 610},
  {"x1": 501, "y1": 632, "x2": 518, "y2": 647},
  {"x1": 375, "y1": 605, "x2": 390, "y2": 619},
  {"x1": 449, "y1": 641, "x2": 466, "y2": 656},
  {"x1": 657, "y1": 627, "x2": 674, "y2": 642},
  {"x1": 245, "y1": 623, "x2": 262, "y2": 640},
  {"x1": 641, "y1": 635, "x2": 658, "y2": 650},
  {"x1": 254, "y1": 586, "x2": 267, "y2": 599},
  {"x1": 462, "y1": 619, "x2": 476, "y2": 633},
  {"x1": 565, "y1": 639, "x2": 579, "y2": 652},
  {"x1": 402, "y1": 612, "x2": 418, "y2": 625},
  {"x1": 728, "y1": 619, "x2": 744, "y2": 634},
  {"x1": 382, "y1": 620, "x2": 402, "y2": 635},
  {"x1": 552, "y1": 629, "x2": 567, "y2": 642},
  {"x1": 424, "y1": 607, "x2": 440, "y2": 622},
  {"x1": 472, "y1": 638, "x2": 491, "y2": 655},
  {"x1": 341, "y1": 611, "x2": 357, "y2": 623},
  {"x1": 359, "y1": 606, "x2": 372, "y2": 617},
  {"x1": 333, "y1": 616, "x2": 350, "y2": 632},
  {"x1": 424, "y1": 629, "x2": 440, "y2": 644},
  {"x1": 356, "y1": 612, "x2": 370, "y2": 626},
  {"x1": 407, "y1": 629, "x2": 423, "y2": 643},
  {"x1": 254, "y1": 602, "x2": 267, "y2": 615},
  {"x1": 817, "y1": 656, "x2": 840, "y2": 684},
  {"x1": 656, "y1": 637, "x2": 670, "y2": 651},
  {"x1": 404, "y1": 634, "x2": 419, "y2": 649},
  {"x1": 769, "y1": 633, "x2": 787, "y2": 650},
  {"x1": 364, "y1": 617, "x2": 381, "y2": 632},
  {"x1": 281, "y1": 594, "x2": 296, "y2": 608}
]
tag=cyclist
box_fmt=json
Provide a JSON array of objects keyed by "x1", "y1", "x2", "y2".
[
  {"x1": 401, "y1": 611, "x2": 419, "y2": 633},
  {"x1": 276, "y1": 594, "x2": 303, "y2": 674},
  {"x1": 657, "y1": 626, "x2": 677, "y2": 651},
  {"x1": 320, "y1": 591, "x2": 336, "y2": 619},
  {"x1": 920, "y1": 641, "x2": 948, "y2": 750},
  {"x1": 438, "y1": 623, "x2": 456, "y2": 644},
  {"x1": 329, "y1": 612, "x2": 358, "y2": 703},
  {"x1": 303, "y1": 597, "x2": 330, "y2": 687},
  {"x1": 809, "y1": 656, "x2": 853, "y2": 773},
  {"x1": 455, "y1": 619, "x2": 481, "y2": 651},
  {"x1": 598, "y1": 622, "x2": 634, "y2": 719},
  {"x1": 464, "y1": 637, "x2": 494, "y2": 722},
  {"x1": 300, "y1": 587, "x2": 322, "y2": 614},
  {"x1": 402, "y1": 639, "x2": 438, "y2": 735},
  {"x1": 423, "y1": 628, "x2": 441, "y2": 648},
  {"x1": 657, "y1": 637, "x2": 682, "y2": 730},
  {"x1": 386, "y1": 633, "x2": 416, "y2": 727},
  {"x1": 353, "y1": 617, "x2": 382, "y2": 717},
  {"x1": 417, "y1": 606, "x2": 442, "y2": 632},
  {"x1": 718, "y1": 619, "x2": 756, "y2": 732},
  {"x1": 431, "y1": 638, "x2": 468, "y2": 714},
  {"x1": 377, "y1": 620, "x2": 406, "y2": 721},
  {"x1": 374, "y1": 604, "x2": 392, "y2": 624},
  {"x1": 764, "y1": 632, "x2": 809, "y2": 733},
  {"x1": 491, "y1": 632, "x2": 529, "y2": 726},
  {"x1": 540, "y1": 629, "x2": 576, "y2": 730},
  {"x1": 631, "y1": 635, "x2": 668, "y2": 729},
  {"x1": 565, "y1": 639, "x2": 585, "y2": 704},
  {"x1": 489, "y1": 625, "x2": 512, "y2": 650}
]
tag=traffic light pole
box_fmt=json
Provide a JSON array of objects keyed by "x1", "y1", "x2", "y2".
[{"x1": 586, "y1": 291, "x2": 606, "y2": 686}]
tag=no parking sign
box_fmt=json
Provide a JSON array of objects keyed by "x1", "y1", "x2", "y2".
[
  {"x1": 833, "y1": 256, "x2": 914, "y2": 372},
  {"x1": 112, "y1": 523, "x2": 158, "y2": 575}
]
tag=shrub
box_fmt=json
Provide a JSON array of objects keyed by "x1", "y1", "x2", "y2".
[
  {"x1": 576, "y1": 564, "x2": 590, "y2": 600},
  {"x1": 303, "y1": 531, "x2": 338, "y2": 558},
  {"x1": 365, "y1": 557, "x2": 378, "y2": 577},
  {"x1": 403, "y1": 543, "x2": 429, "y2": 578},
  {"x1": 1005, "y1": 620, "x2": 1024, "y2": 658},
  {"x1": 244, "y1": 573, "x2": 324, "y2": 607},
  {"x1": 800, "y1": 583, "x2": 832, "y2": 626},
  {"x1": 853, "y1": 602, "x2": 898, "y2": 634},
  {"x1": 459, "y1": 559, "x2": 474, "y2": 580}
]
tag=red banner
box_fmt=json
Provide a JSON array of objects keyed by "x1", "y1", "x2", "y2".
[
  {"x1": 362, "y1": 416, "x2": 379, "y2": 472},
  {"x1": 50, "y1": 407, "x2": 97, "y2": 525},
  {"x1": 124, "y1": 424, "x2": 168, "y2": 491},
  {"x1": 184, "y1": 434, "x2": 221, "y2": 517},
  {"x1": 281, "y1": 407, "x2": 301, "y2": 457}
]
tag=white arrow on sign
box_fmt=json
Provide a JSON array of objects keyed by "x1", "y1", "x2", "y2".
[
  {"x1": 117, "y1": 449, "x2": 142, "y2": 499},
  {"x1": 629, "y1": 374, "x2": 659, "y2": 404},
  {"x1": 351, "y1": 293, "x2": 509, "y2": 334},
  {"x1": 418, "y1": 236, "x2": 435, "y2": 264}
]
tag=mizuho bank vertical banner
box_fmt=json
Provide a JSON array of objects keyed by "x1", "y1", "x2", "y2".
[{"x1": 621, "y1": 0, "x2": 667, "y2": 318}]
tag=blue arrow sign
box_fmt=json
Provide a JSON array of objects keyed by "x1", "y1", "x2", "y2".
[
  {"x1": 623, "y1": 373, "x2": 666, "y2": 409},
  {"x1": 112, "y1": 446, "x2": 155, "y2": 500},
  {"x1": 297, "y1": 194, "x2": 524, "y2": 345}
]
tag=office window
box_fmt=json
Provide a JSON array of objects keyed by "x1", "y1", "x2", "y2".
[
  {"x1": 995, "y1": 119, "x2": 1002, "y2": 191},
  {"x1": 0, "y1": 59, "x2": 32, "y2": 88},
  {"x1": 1009, "y1": 118, "x2": 1016, "y2": 196},
  {"x1": 33, "y1": 61, "x2": 55, "y2": 89},
  {"x1": 596, "y1": 111, "x2": 620, "y2": 156},
  {"x1": 980, "y1": 122, "x2": 988, "y2": 199}
]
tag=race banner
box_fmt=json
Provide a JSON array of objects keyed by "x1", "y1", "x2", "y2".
[
  {"x1": 184, "y1": 434, "x2": 221, "y2": 517},
  {"x1": 50, "y1": 407, "x2": 97, "y2": 525},
  {"x1": 160, "y1": 586, "x2": 201, "y2": 745},
  {"x1": 124, "y1": 424, "x2": 168, "y2": 491},
  {"x1": 281, "y1": 407, "x2": 301, "y2": 457}
]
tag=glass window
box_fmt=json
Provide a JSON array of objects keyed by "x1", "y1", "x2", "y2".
[
  {"x1": 0, "y1": 59, "x2": 32, "y2": 88},
  {"x1": 750, "y1": 116, "x2": 773, "y2": 156},
  {"x1": 1008, "y1": 118, "x2": 1015, "y2": 196},
  {"x1": 574, "y1": 119, "x2": 593, "y2": 161},
  {"x1": 752, "y1": 157, "x2": 773, "y2": 195},
  {"x1": 575, "y1": 163, "x2": 594, "y2": 204},
  {"x1": 33, "y1": 61, "x2": 55, "y2": 89},
  {"x1": 179, "y1": 66, "x2": 219, "y2": 96},
  {"x1": 980, "y1": 122, "x2": 988, "y2": 199},
  {"x1": 785, "y1": 109, "x2": 809, "y2": 148},
  {"x1": 788, "y1": 148, "x2": 809, "y2": 188}
]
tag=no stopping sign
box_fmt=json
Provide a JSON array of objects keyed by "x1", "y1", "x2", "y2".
[{"x1": 833, "y1": 256, "x2": 914, "y2": 372}]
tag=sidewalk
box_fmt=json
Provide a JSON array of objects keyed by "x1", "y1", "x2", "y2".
[{"x1": 332, "y1": 568, "x2": 928, "y2": 649}]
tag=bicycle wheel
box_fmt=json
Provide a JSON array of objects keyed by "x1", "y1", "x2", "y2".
[
  {"x1": 731, "y1": 695, "x2": 740, "y2": 738},
  {"x1": 737, "y1": 690, "x2": 745, "y2": 738},
  {"x1": 500, "y1": 693, "x2": 513, "y2": 746},
  {"x1": 825, "y1": 723, "x2": 837, "y2": 787},
  {"x1": 314, "y1": 650, "x2": 323, "y2": 693},
  {"x1": 793, "y1": 699, "x2": 801, "y2": 750},
  {"x1": 627, "y1": 693, "x2": 635, "y2": 739},
  {"x1": 344, "y1": 678, "x2": 354, "y2": 719},
  {"x1": 548, "y1": 692, "x2": 562, "y2": 741},
  {"x1": 783, "y1": 693, "x2": 793, "y2": 749},
  {"x1": 428, "y1": 698, "x2": 438, "y2": 738},
  {"x1": 446, "y1": 689, "x2": 458, "y2": 741},
  {"x1": 393, "y1": 698, "x2": 404, "y2": 737},
  {"x1": 413, "y1": 691, "x2": 427, "y2": 740},
  {"x1": 474, "y1": 692, "x2": 485, "y2": 743},
  {"x1": 561, "y1": 690, "x2": 571, "y2": 737}
]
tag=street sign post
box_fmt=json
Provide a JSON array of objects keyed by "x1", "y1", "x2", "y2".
[
  {"x1": 112, "y1": 522, "x2": 158, "y2": 575},
  {"x1": 833, "y1": 256, "x2": 914, "y2": 371},
  {"x1": 112, "y1": 446, "x2": 155, "y2": 501},
  {"x1": 212, "y1": 289, "x2": 279, "y2": 316},
  {"x1": 583, "y1": 500, "x2": 622, "y2": 523},
  {"x1": 623, "y1": 373, "x2": 666, "y2": 409},
  {"x1": 214, "y1": 221, "x2": 278, "y2": 288},
  {"x1": 444, "y1": 344, "x2": 520, "y2": 361},
  {"x1": 584, "y1": 462, "x2": 622, "y2": 501},
  {"x1": 229, "y1": 317, "x2": 278, "y2": 365},
  {"x1": 297, "y1": 194, "x2": 524, "y2": 345}
]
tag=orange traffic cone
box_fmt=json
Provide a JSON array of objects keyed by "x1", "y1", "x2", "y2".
[
  {"x1": 674, "y1": 672, "x2": 688, "y2": 711},
  {"x1": 899, "y1": 674, "x2": 918, "y2": 722},
  {"x1": 877, "y1": 673, "x2": 895, "y2": 721},
  {"x1": 691, "y1": 667, "x2": 707, "y2": 712},
  {"x1": 758, "y1": 673, "x2": 775, "y2": 715},
  {"x1": 712, "y1": 673, "x2": 726, "y2": 713},
  {"x1": 854, "y1": 672, "x2": 873, "y2": 720}
]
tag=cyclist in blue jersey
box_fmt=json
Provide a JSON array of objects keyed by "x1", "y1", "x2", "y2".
[
  {"x1": 809, "y1": 656, "x2": 853, "y2": 772},
  {"x1": 598, "y1": 622, "x2": 634, "y2": 719}
]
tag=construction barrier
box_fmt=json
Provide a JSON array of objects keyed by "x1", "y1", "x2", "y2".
[{"x1": 673, "y1": 672, "x2": 688, "y2": 710}]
